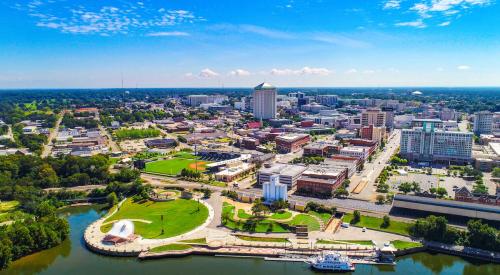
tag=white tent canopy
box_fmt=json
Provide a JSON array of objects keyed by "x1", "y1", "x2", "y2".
[{"x1": 107, "y1": 220, "x2": 134, "y2": 239}]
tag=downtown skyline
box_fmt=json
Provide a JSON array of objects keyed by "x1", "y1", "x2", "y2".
[{"x1": 1, "y1": 0, "x2": 500, "y2": 88}]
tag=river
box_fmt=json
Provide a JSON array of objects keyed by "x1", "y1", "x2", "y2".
[{"x1": 1, "y1": 205, "x2": 498, "y2": 275}]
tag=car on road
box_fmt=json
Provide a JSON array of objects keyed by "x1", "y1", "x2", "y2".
[{"x1": 362, "y1": 227, "x2": 366, "y2": 232}]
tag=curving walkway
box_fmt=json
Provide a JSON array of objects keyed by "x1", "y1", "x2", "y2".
[{"x1": 84, "y1": 197, "x2": 215, "y2": 255}]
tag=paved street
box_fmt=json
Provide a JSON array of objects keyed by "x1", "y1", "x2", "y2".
[
  {"x1": 349, "y1": 129, "x2": 401, "y2": 202},
  {"x1": 41, "y1": 110, "x2": 65, "y2": 158}
]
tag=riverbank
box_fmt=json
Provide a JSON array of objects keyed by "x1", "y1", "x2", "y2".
[{"x1": 2, "y1": 204, "x2": 498, "y2": 275}]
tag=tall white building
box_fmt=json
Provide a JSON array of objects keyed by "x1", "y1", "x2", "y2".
[
  {"x1": 253, "y1": 82, "x2": 277, "y2": 120},
  {"x1": 473, "y1": 111, "x2": 494, "y2": 135},
  {"x1": 263, "y1": 174, "x2": 288, "y2": 202},
  {"x1": 400, "y1": 120, "x2": 473, "y2": 164},
  {"x1": 186, "y1": 95, "x2": 228, "y2": 106}
]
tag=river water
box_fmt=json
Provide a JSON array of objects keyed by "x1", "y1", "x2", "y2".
[{"x1": 1, "y1": 205, "x2": 498, "y2": 275}]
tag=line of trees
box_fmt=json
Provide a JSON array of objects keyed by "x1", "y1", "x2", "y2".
[
  {"x1": 409, "y1": 215, "x2": 500, "y2": 252},
  {"x1": 0, "y1": 201, "x2": 70, "y2": 269}
]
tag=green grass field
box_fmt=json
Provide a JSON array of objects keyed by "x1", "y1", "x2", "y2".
[
  {"x1": 237, "y1": 209, "x2": 253, "y2": 219},
  {"x1": 222, "y1": 203, "x2": 290, "y2": 233},
  {"x1": 144, "y1": 156, "x2": 210, "y2": 176},
  {"x1": 342, "y1": 213, "x2": 411, "y2": 236},
  {"x1": 288, "y1": 214, "x2": 321, "y2": 231},
  {"x1": 101, "y1": 198, "x2": 208, "y2": 239},
  {"x1": 0, "y1": 201, "x2": 19, "y2": 213},
  {"x1": 269, "y1": 211, "x2": 292, "y2": 220},
  {"x1": 150, "y1": 243, "x2": 192, "y2": 253},
  {"x1": 391, "y1": 240, "x2": 423, "y2": 250},
  {"x1": 114, "y1": 128, "x2": 161, "y2": 140},
  {"x1": 179, "y1": 238, "x2": 207, "y2": 244},
  {"x1": 308, "y1": 211, "x2": 332, "y2": 224}
]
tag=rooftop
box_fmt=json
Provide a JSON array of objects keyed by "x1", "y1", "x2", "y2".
[
  {"x1": 259, "y1": 163, "x2": 307, "y2": 177},
  {"x1": 254, "y1": 82, "x2": 276, "y2": 90},
  {"x1": 276, "y1": 133, "x2": 309, "y2": 142}
]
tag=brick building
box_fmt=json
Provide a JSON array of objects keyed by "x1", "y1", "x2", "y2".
[{"x1": 275, "y1": 134, "x2": 311, "y2": 153}]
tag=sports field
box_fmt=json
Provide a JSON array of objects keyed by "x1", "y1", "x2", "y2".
[
  {"x1": 101, "y1": 198, "x2": 209, "y2": 239},
  {"x1": 144, "y1": 154, "x2": 210, "y2": 176}
]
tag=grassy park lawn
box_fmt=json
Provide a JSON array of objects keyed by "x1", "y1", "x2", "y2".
[
  {"x1": 342, "y1": 213, "x2": 411, "y2": 236},
  {"x1": 308, "y1": 211, "x2": 332, "y2": 224},
  {"x1": 269, "y1": 211, "x2": 292, "y2": 220},
  {"x1": 222, "y1": 202, "x2": 326, "y2": 233},
  {"x1": 288, "y1": 214, "x2": 321, "y2": 231},
  {"x1": 144, "y1": 157, "x2": 209, "y2": 176},
  {"x1": 0, "y1": 201, "x2": 19, "y2": 213},
  {"x1": 101, "y1": 198, "x2": 208, "y2": 239},
  {"x1": 114, "y1": 128, "x2": 161, "y2": 140},
  {"x1": 150, "y1": 243, "x2": 192, "y2": 253},
  {"x1": 222, "y1": 203, "x2": 290, "y2": 233},
  {"x1": 179, "y1": 238, "x2": 207, "y2": 244},
  {"x1": 235, "y1": 235, "x2": 289, "y2": 243},
  {"x1": 391, "y1": 240, "x2": 423, "y2": 250},
  {"x1": 237, "y1": 209, "x2": 253, "y2": 219}
]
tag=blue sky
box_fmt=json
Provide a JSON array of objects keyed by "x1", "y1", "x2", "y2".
[{"x1": 0, "y1": 0, "x2": 499, "y2": 88}]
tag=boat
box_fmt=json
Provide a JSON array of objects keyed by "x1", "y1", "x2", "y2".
[{"x1": 307, "y1": 252, "x2": 355, "y2": 272}]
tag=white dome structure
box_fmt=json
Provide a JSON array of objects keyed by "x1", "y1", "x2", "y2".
[
  {"x1": 103, "y1": 220, "x2": 136, "y2": 244},
  {"x1": 412, "y1": 91, "x2": 423, "y2": 96}
]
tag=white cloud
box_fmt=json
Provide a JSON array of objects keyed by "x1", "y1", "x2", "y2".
[
  {"x1": 395, "y1": 19, "x2": 426, "y2": 28},
  {"x1": 17, "y1": 1, "x2": 202, "y2": 36},
  {"x1": 383, "y1": 0, "x2": 402, "y2": 10},
  {"x1": 199, "y1": 68, "x2": 219, "y2": 78},
  {"x1": 384, "y1": 0, "x2": 492, "y2": 27},
  {"x1": 270, "y1": 68, "x2": 296, "y2": 76},
  {"x1": 438, "y1": 21, "x2": 451, "y2": 26},
  {"x1": 363, "y1": 70, "x2": 376, "y2": 74},
  {"x1": 184, "y1": 72, "x2": 194, "y2": 77},
  {"x1": 146, "y1": 31, "x2": 190, "y2": 37},
  {"x1": 270, "y1": 67, "x2": 332, "y2": 76},
  {"x1": 299, "y1": 67, "x2": 332, "y2": 76},
  {"x1": 345, "y1": 68, "x2": 358, "y2": 74},
  {"x1": 457, "y1": 65, "x2": 471, "y2": 70},
  {"x1": 228, "y1": 69, "x2": 251, "y2": 76}
]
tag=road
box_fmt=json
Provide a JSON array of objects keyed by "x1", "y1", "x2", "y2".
[
  {"x1": 41, "y1": 110, "x2": 65, "y2": 158},
  {"x1": 142, "y1": 172, "x2": 392, "y2": 215},
  {"x1": 5, "y1": 124, "x2": 14, "y2": 141},
  {"x1": 99, "y1": 124, "x2": 121, "y2": 153},
  {"x1": 349, "y1": 129, "x2": 401, "y2": 202}
]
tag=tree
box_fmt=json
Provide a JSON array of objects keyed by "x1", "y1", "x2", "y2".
[
  {"x1": 381, "y1": 215, "x2": 391, "y2": 228},
  {"x1": 0, "y1": 239, "x2": 13, "y2": 269},
  {"x1": 334, "y1": 187, "x2": 349, "y2": 198},
  {"x1": 251, "y1": 198, "x2": 267, "y2": 217},
  {"x1": 351, "y1": 210, "x2": 361, "y2": 224},
  {"x1": 436, "y1": 187, "x2": 448, "y2": 198},
  {"x1": 492, "y1": 167, "x2": 500, "y2": 178},
  {"x1": 106, "y1": 192, "x2": 118, "y2": 208},
  {"x1": 466, "y1": 219, "x2": 499, "y2": 252},
  {"x1": 398, "y1": 182, "x2": 413, "y2": 194},
  {"x1": 376, "y1": 194, "x2": 385, "y2": 204},
  {"x1": 270, "y1": 199, "x2": 289, "y2": 212},
  {"x1": 411, "y1": 181, "x2": 421, "y2": 193}
]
